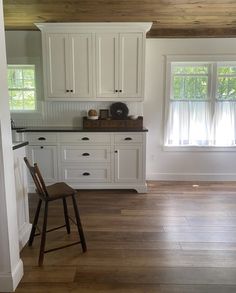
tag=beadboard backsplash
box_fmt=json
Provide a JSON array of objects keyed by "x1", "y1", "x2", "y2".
[{"x1": 13, "y1": 100, "x2": 143, "y2": 127}]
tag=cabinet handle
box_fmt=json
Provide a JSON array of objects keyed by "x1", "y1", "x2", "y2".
[
  {"x1": 83, "y1": 172, "x2": 90, "y2": 176},
  {"x1": 124, "y1": 137, "x2": 132, "y2": 140},
  {"x1": 114, "y1": 150, "x2": 118, "y2": 153},
  {"x1": 66, "y1": 90, "x2": 69, "y2": 93},
  {"x1": 82, "y1": 153, "x2": 90, "y2": 156},
  {"x1": 119, "y1": 90, "x2": 122, "y2": 92},
  {"x1": 38, "y1": 137, "x2": 46, "y2": 141},
  {"x1": 70, "y1": 90, "x2": 73, "y2": 93},
  {"x1": 115, "y1": 90, "x2": 118, "y2": 93},
  {"x1": 40, "y1": 146, "x2": 44, "y2": 149},
  {"x1": 82, "y1": 137, "x2": 89, "y2": 141}
]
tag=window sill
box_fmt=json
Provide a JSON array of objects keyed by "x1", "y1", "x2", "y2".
[{"x1": 163, "y1": 145, "x2": 236, "y2": 152}]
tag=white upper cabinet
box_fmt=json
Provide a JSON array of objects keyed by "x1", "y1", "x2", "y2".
[
  {"x1": 36, "y1": 23, "x2": 152, "y2": 101},
  {"x1": 96, "y1": 32, "x2": 143, "y2": 99},
  {"x1": 44, "y1": 33, "x2": 93, "y2": 99}
]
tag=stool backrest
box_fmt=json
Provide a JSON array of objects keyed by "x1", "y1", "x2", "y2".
[{"x1": 24, "y1": 157, "x2": 49, "y2": 199}]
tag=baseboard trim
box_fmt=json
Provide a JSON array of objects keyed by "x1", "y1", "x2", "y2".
[
  {"x1": 147, "y1": 172, "x2": 236, "y2": 181},
  {"x1": 0, "y1": 259, "x2": 23, "y2": 292}
]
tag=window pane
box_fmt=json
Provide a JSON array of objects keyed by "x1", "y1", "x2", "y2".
[
  {"x1": 173, "y1": 65, "x2": 208, "y2": 74},
  {"x1": 218, "y1": 66, "x2": 236, "y2": 75},
  {"x1": 11, "y1": 91, "x2": 24, "y2": 110},
  {"x1": 217, "y1": 77, "x2": 236, "y2": 100},
  {"x1": 23, "y1": 79, "x2": 35, "y2": 88},
  {"x1": 23, "y1": 91, "x2": 36, "y2": 110},
  {"x1": 173, "y1": 76, "x2": 208, "y2": 100}
]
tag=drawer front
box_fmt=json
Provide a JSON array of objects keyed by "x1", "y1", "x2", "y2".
[
  {"x1": 62, "y1": 165, "x2": 111, "y2": 183},
  {"x1": 26, "y1": 133, "x2": 57, "y2": 144},
  {"x1": 114, "y1": 133, "x2": 143, "y2": 144},
  {"x1": 58, "y1": 133, "x2": 110, "y2": 144},
  {"x1": 61, "y1": 146, "x2": 110, "y2": 163}
]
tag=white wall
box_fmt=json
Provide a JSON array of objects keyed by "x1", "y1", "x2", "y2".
[
  {"x1": 0, "y1": 1, "x2": 23, "y2": 291},
  {"x1": 5, "y1": 31, "x2": 236, "y2": 181},
  {"x1": 145, "y1": 38, "x2": 236, "y2": 181}
]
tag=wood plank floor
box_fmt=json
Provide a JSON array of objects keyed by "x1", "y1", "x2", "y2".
[{"x1": 15, "y1": 181, "x2": 236, "y2": 293}]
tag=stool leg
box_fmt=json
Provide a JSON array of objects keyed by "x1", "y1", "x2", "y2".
[
  {"x1": 71, "y1": 194, "x2": 87, "y2": 252},
  {"x1": 29, "y1": 198, "x2": 42, "y2": 246},
  {"x1": 38, "y1": 201, "x2": 48, "y2": 266},
  {"x1": 63, "y1": 198, "x2": 71, "y2": 234}
]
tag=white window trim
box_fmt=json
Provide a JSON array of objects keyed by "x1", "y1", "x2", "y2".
[
  {"x1": 164, "y1": 55, "x2": 236, "y2": 151},
  {"x1": 7, "y1": 57, "x2": 43, "y2": 120}
]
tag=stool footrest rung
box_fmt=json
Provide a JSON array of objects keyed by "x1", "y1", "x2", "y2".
[{"x1": 44, "y1": 241, "x2": 81, "y2": 254}]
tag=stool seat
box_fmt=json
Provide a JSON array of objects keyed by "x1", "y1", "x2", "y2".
[
  {"x1": 46, "y1": 182, "x2": 76, "y2": 200},
  {"x1": 24, "y1": 157, "x2": 87, "y2": 266}
]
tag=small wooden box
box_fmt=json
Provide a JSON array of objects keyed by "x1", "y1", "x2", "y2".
[{"x1": 83, "y1": 117, "x2": 143, "y2": 130}]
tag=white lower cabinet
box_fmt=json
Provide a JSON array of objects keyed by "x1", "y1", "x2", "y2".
[
  {"x1": 26, "y1": 131, "x2": 147, "y2": 193},
  {"x1": 27, "y1": 145, "x2": 58, "y2": 183},
  {"x1": 114, "y1": 145, "x2": 142, "y2": 183}
]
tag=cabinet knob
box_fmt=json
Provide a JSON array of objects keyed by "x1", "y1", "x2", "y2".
[
  {"x1": 70, "y1": 90, "x2": 73, "y2": 93},
  {"x1": 82, "y1": 137, "x2": 89, "y2": 141},
  {"x1": 82, "y1": 153, "x2": 90, "y2": 156},
  {"x1": 66, "y1": 90, "x2": 69, "y2": 93},
  {"x1": 40, "y1": 146, "x2": 44, "y2": 149},
  {"x1": 119, "y1": 90, "x2": 122, "y2": 93},
  {"x1": 114, "y1": 150, "x2": 118, "y2": 153},
  {"x1": 115, "y1": 90, "x2": 118, "y2": 93},
  {"x1": 124, "y1": 137, "x2": 132, "y2": 141},
  {"x1": 82, "y1": 172, "x2": 90, "y2": 176},
  {"x1": 38, "y1": 137, "x2": 46, "y2": 141}
]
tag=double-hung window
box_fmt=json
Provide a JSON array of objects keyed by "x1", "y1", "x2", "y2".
[
  {"x1": 8, "y1": 65, "x2": 37, "y2": 112},
  {"x1": 165, "y1": 58, "x2": 236, "y2": 147}
]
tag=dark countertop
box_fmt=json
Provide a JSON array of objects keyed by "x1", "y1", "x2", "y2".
[
  {"x1": 12, "y1": 141, "x2": 29, "y2": 150},
  {"x1": 16, "y1": 127, "x2": 148, "y2": 132}
]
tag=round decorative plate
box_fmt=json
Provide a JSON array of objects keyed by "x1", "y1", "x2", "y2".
[{"x1": 110, "y1": 102, "x2": 129, "y2": 119}]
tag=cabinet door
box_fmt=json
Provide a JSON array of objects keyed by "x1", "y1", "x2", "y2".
[
  {"x1": 45, "y1": 33, "x2": 70, "y2": 98},
  {"x1": 96, "y1": 33, "x2": 119, "y2": 98},
  {"x1": 119, "y1": 33, "x2": 143, "y2": 98},
  {"x1": 27, "y1": 145, "x2": 58, "y2": 183},
  {"x1": 69, "y1": 34, "x2": 93, "y2": 98},
  {"x1": 114, "y1": 145, "x2": 142, "y2": 183}
]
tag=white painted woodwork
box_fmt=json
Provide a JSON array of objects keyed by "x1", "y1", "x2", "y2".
[
  {"x1": 119, "y1": 33, "x2": 143, "y2": 98},
  {"x1": 46, "y1": 34, "x2": 69, "y2": 98},
  {"x1": 27, "y1": 145, "x2": 58, "y2": 183},
  {"x1": 61, "y1": 145, "x2": 111, "y2": 163},
  {"x1": 114, "y1": 145, "x2": 142, "y2": 183},
  {"x1": 0, "y1": 1, "x2": 23, "y2": 289},
  {"x1": 96, "y1": 33, "x2": 119, "y2": 98},
  {"x1": 25, "y1": 131, "x2": 147, "y2": 193},
  {"x1": 96, "y1": 32, "x2": 143, "y2": 99},
  {"x1": 13, "y1": 146, "x2": 31, "y2": 250},
  {"x1": 62, "y1": 165, "x2": 111, "y2": 183},
  {"x1": 36, "y1": 23, "x2": 152, "y2": 101},
  {"x1": 69, "y1": 34, "x2": 93, "y2": 98},
  {"x1": 44, "y1": 33, "x2": 93, "y2": 99}
]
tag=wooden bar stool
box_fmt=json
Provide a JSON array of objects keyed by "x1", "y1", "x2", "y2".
[{"x1": 24, "y1": 157, "x2": 87, "y2": 266}]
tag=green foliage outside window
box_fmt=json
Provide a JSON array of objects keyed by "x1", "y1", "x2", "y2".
[{"x1": 8, "y1": 65, "x2": 36, "y2": 111}]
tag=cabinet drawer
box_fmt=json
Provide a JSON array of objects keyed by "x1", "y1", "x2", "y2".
[
  {"x1": 61, "y1": 146, "x2": 110, "y2": 163},
  {"x1": 114, "y1": 133, "x2": 143, "y2": 144},
  {"x1": 62, "y1": 165, "x2": 111, "y2": 183},
  {"x1": 58, "y1": 133, "x2": 110, "y2": 144},
  {"x1": 26, "y1": 133, "x2": 57, "y2": 144}
]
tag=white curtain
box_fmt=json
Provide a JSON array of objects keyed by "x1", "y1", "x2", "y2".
[
  {"x1": 165, "y1": 101, "x2": 236, "y2": 146},
  {"x1": 213, "y1": 102, "x2": 236, "y2": 146}
]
